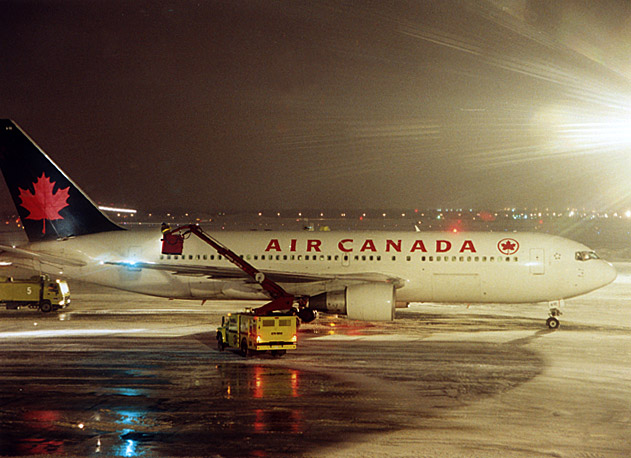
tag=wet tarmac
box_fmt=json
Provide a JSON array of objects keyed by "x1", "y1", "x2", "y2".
[{"x1": 0, "y1": 265, "x2": 630, "y2": 457}]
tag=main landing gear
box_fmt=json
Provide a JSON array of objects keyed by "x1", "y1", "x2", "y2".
[
  {"x1": 296, "y1": 308, "x2": 316, "y2": 323},
  {"x1": 546, "y1": 300, "x2": 563, "y2": 329}
]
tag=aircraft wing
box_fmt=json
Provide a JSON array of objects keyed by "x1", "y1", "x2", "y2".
[
  {"x1": 0, "y1": 244, "x2": 87, "y2": 267},
  {"x1": 104, "y1": 260, "x2": 404, "y2": 286}
]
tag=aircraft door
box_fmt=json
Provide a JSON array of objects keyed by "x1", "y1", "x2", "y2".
[{"x1": 530, "y1": 248, "x2": 545, "y2": 275}]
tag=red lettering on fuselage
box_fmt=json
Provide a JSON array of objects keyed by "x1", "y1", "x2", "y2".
[
  {"x1": 307, "y1": 239, "x2": 322, "y2": 252},
  {"x1": 264, "y1": 239, "x2": 281, "y2": 252},
  {"x1": 459, "y1": 240, "x2": 476, "y2": 253},
  {"x1": 338, "y1": 239, "x2": 353, "y2": 252},
  {"x1": 410, "y1": 240, "x2": 428, "y2": 252},
  {"x1": 360, "y1": 239, "x2": 377, "y2": 252},
  {"x1": 263, "y1": 238, "x2": 477, "y2": 253},
  {"x1": 386, "y1": 240, "x2": 401, "y2": 252},
  {"x1": 436, "y1": 240, "x2": 451, "y2": 253}
]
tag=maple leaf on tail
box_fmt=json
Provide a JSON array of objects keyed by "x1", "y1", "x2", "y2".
[{"x1": 18, "y1": 173, "x2": 70, "y2": 234}]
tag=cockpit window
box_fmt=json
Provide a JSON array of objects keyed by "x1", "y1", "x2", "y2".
[{"x1": 575, "y1": 251, "x2": 600, "y2": 261}]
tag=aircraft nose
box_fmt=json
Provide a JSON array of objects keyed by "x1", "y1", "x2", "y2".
[{"x1": 600, "y1": 261, "x2": 617, "y2": 286}]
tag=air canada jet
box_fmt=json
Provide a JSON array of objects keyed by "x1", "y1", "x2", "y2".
[{"x1": 0, "y1": 120, "x2": 617, "y2": 328}]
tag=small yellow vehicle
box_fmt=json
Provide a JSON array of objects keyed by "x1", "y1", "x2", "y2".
[
  {"x1": 217, "y1": 311, "x2": 298, "y2": 357},
  {"x1": 0, "y1": 275, "x2": 70, "y2": 312}
]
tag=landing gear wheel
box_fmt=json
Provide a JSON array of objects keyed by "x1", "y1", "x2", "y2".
[
  {"x1": 297, "y1": 308, "x2": 316, "y2": 323},
  {"x1": 39, "y1": 301, "x2": 52, "y2": 313},
  {"x1": 546, "y1": 316, "x2": 560, "y2": 329}
]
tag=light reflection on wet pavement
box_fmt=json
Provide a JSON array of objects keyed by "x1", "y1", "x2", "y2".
[
  {"x1": 0, "y1": 336, "x2": 386, "y2": 457},
  {"x1": 0, "y1": 325, "x2": 542, "y2": 457}
]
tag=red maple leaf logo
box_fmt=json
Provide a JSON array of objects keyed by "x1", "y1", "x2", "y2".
[
  {"x1": 18, "y1": 174, "x2": 70, "y2": 234},
  {"x1": 497, "y1": 238, "x2": 519, "y2": 255}
]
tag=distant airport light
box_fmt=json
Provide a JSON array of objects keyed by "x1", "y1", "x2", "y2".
[{"x1": 99, "y1": 206, "x2": 137, "y2": 214}]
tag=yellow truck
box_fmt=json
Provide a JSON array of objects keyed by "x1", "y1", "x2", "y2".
[
  {"x1": 0, "y1": 275, "x2": 70, "y2": 312},
  {"x1": 217, "y1": 311, "x2": 298, "y2": 357}
]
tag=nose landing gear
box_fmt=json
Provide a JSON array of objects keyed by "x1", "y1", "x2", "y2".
[{"x1": 546, "y1": 300, "x2": 563, "y2": 329}]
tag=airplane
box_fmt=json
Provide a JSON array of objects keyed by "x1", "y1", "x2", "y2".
[{"x1": 0, "y1": 119, "x2": 617, "y2": 328}]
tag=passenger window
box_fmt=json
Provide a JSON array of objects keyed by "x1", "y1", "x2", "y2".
[{"x1": 406, "y1": 256, "x2": 411, "y2": 261}]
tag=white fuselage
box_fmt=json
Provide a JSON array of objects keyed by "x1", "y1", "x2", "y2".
[{"x1": 17, "y1": 228, "x2": 617, "y2": 305}]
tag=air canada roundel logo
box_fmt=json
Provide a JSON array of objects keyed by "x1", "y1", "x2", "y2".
[{"x1": 497, "y1": 238, "x2": 519, "y2": 255}]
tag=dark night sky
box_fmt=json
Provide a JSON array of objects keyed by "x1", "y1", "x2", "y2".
[{"x1": 1, "y1": 0, "x2": 631, "y2": 213}]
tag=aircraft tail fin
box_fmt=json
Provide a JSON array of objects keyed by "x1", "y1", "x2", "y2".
[{"x1": 0, "y1": 120, "x2": 124, "y2": 242}]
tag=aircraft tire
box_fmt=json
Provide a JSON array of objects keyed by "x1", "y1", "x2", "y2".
[
  {"x1": 298, "y1": 308, "x2": 316, "y2": 323},
  {"x1": 546, "y1": 317, "x2": 560, "y2": 329}
]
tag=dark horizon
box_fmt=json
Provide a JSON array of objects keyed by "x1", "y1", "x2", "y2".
[{"x1": 2, "y1": 1, "x2": 631, "y2": 214}]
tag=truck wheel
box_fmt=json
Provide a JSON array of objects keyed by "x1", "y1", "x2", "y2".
[
  {"x1": 240, "y1": 339, "x2": 249, "y2": 357},
  {"x1": 39, "y1": 301, "x2": 53, "y2": 313},
  {"x1": 217, "y1": 334, "x2": 225, "y2": 351}
]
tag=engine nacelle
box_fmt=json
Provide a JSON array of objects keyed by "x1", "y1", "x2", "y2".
[{"x1": 309, "y1": 283, "x2": 395, "y2": 321}]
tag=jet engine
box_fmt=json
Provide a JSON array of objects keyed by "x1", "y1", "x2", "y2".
[{"x1": 309, "y1": 283, "x2": 395, "y2": 321}]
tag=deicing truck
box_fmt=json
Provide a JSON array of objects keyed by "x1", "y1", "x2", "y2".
[{"x1": 0, "y1": 275, "x2": 70, "y2": 312}]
